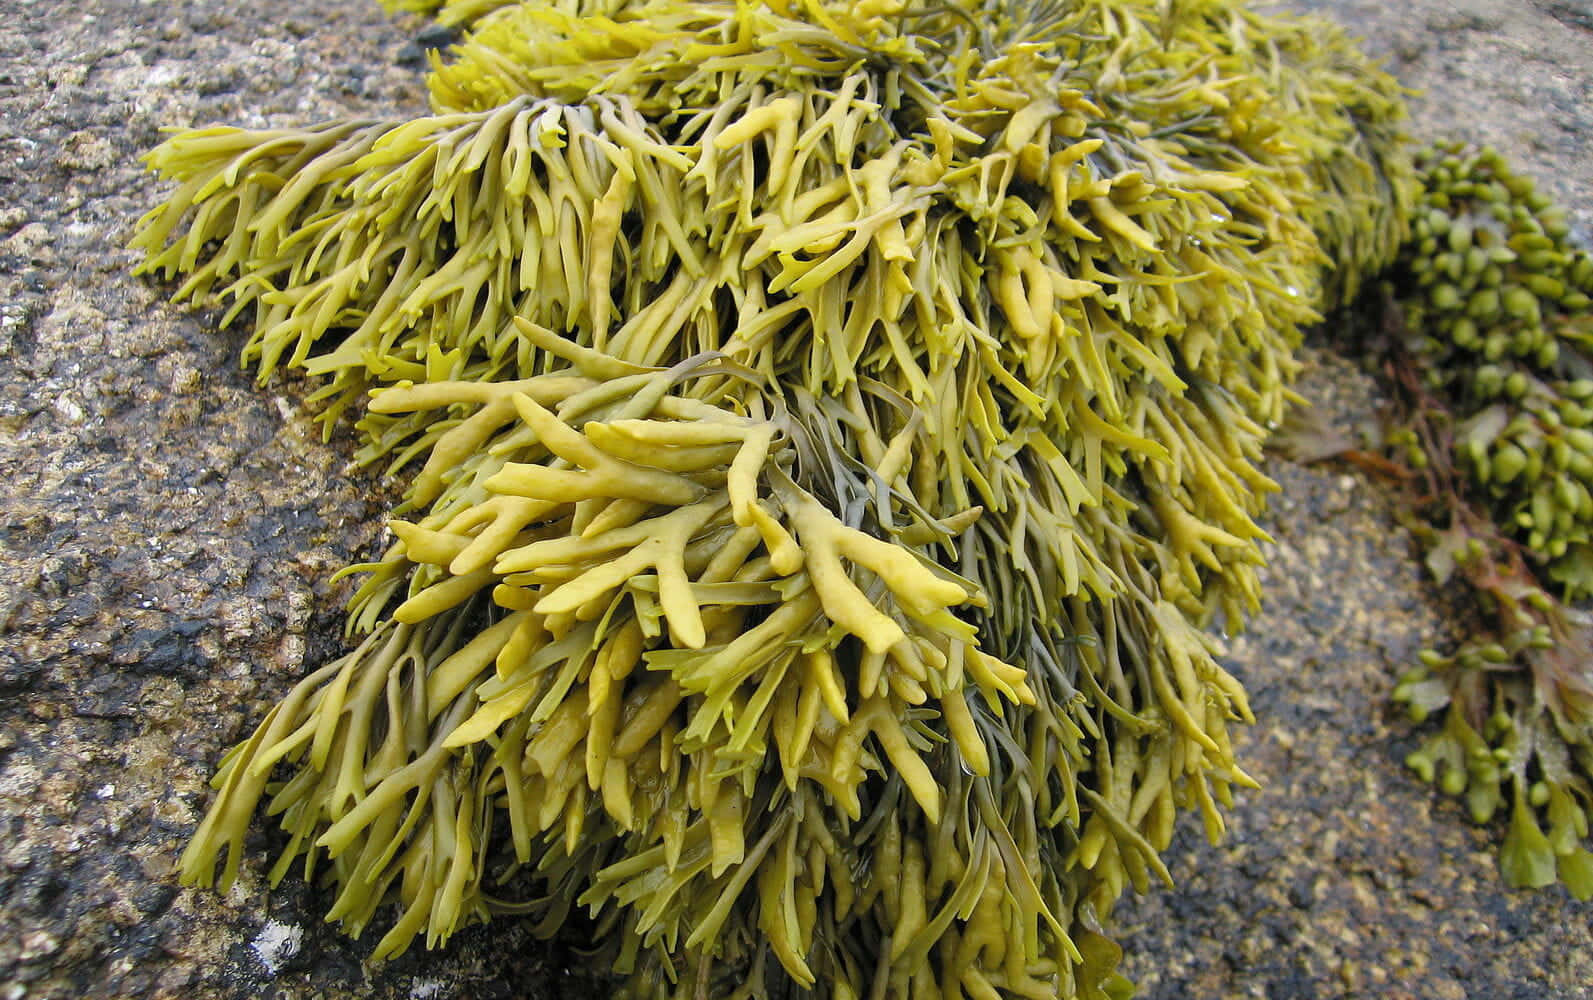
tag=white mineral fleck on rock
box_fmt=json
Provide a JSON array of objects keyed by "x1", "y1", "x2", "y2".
[{"x1": 250, "y1": 920, "x2": 303, "y2": 975}]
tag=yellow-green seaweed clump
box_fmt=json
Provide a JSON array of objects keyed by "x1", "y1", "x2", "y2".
[{"x1": 134, "y1": 0, "x2": 1415, "y2": 995}]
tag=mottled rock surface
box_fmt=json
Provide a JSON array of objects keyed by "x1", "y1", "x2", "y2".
[
  {"x1": 0, "y1": 3, "x2": 575, "y2": 998},
  {"x1": 0, "y1": 2, "x2": 1586, "y2": 999}
]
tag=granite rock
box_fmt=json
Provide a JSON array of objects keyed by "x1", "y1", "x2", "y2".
[{"x1": 0, "y1": 2, "x2": 575, "y2": 998}]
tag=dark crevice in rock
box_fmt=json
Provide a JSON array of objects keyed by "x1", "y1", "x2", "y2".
[{"x1": 1535, "y1": 0, "x2": 1593, "y2": 31}]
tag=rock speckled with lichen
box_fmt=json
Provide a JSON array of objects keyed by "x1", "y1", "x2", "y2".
[
  {"x1": 0, "y1": 1, "x2": 1586, "y2": 998},
  {"x1": 0, "y1": 3, "x2": 577, "y2": 998}
]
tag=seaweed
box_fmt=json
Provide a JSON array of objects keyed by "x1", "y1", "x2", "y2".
[{"x1": 134, "y1": 0, "x2": 1421, "y2": 995}]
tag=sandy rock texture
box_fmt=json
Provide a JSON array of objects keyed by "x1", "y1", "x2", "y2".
[
  {"x1": 0, "y1": 3, "x2": 576, "y2": 998},
  {"x1": 0, "y1": 1, "x2": 1586, "y2": 999},
  {"x1": 1284, "y1": 0, "x2": 1593, "y2": 242}
]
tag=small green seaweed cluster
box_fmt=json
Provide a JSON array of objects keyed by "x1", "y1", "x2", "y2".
[
  {"x1": 1385, "y1": 143, "x2": 1593, "y2": 896},
  {"x1": 1398, "y1": 144, "x2": 1593, "y2": 594},
  {"x1": 135, "y1": 0, "x2": 1414, "y2": 996}
]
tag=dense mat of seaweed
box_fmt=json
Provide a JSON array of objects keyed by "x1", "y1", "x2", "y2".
[{"x1": 132, "y1": 0, "x2": 1434, "y2": 995}]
